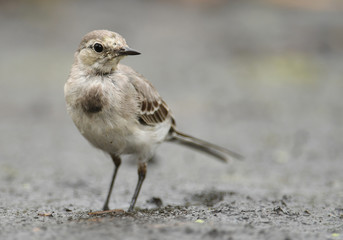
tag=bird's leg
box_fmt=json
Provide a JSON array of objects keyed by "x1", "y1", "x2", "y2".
[
  {"x1": 102, "y1": 155, "x2": 121, "y2": 211},
  {"x1": 128, "y1": 162, "x2": 147, "y2": 212}
]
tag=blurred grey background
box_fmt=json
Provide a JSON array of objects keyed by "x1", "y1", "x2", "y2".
[{"x1": 1, "y1": 0, "x2": 343, "y2": 239}]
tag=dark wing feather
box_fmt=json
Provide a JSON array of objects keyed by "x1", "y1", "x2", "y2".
[
  {"x1": 119, "y1": 64, "x2": 174, "y2": 126},
  {"x1": 138, "y1": 100, "x2": 170, "y2": 126}
]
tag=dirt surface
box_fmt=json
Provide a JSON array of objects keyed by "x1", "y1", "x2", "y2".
[{"x1": 1, "y1": 0, "x2": 343, "y2": 239}]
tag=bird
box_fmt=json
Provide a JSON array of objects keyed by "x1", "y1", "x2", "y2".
[{"x1": 64, "y1": 30, "x2": 242, "y2": 212}]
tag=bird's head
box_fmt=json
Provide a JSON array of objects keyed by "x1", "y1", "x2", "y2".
[{"x1": 75, "y1": 30, "x2": 140, "y2": 75}]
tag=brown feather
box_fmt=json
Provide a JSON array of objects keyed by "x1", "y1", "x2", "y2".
[
  {"x1": 118, "y1": 64, "x2": 173, "y2": 126},
  {"x1": 138, "y1": 100, "x2": 172, "y2": 126}
]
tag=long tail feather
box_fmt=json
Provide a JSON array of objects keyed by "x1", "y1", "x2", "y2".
[{"x1": 168, "y1": 128, "x2": 244, "y2": 163}]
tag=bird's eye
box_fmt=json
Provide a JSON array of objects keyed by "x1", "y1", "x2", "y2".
[{"x1": 93, "y1": 43, "x2": 103, "y2": 53}]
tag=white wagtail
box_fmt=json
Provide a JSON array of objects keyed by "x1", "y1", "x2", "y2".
[{"x1": 64, "y1": 30, "x2": 242, "y2": 212}]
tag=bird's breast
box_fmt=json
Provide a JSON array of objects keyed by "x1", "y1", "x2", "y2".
[{"x1": 79, "y1": 86, "x2": 108, "y2": 114}]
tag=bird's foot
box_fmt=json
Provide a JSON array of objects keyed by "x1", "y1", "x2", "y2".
[{"x1": 88, "y1": 209, "x2": 125, "y2": 215}]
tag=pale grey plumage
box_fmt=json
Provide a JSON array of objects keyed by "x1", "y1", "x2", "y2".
[{"x1": 64, "y1": 30, "x2": 242, "y2": 212}]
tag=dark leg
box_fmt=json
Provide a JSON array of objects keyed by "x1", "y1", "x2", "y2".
[
  {"x1": 128, "y1": 162, "x2": 147, "y2": 212},
  {"x1": 102, "y1": 155, "x2": 121, "y2": 211}
]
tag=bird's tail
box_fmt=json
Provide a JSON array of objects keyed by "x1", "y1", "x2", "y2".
[{"x1": 168, "y1": 128, "x2": 243, "y2": 163}]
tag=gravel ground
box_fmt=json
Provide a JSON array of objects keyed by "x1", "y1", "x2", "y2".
[{"x1": 1, "y1": 0, "x2": 343, "y2": 239}]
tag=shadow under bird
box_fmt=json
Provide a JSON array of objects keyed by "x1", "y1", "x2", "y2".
[{"x1": 64, "y1": 30, "x2": 243, "y2": 212}]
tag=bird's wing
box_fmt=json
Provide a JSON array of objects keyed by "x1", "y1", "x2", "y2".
[{"x1": 120, "y1": 65, "x2": 174, "y2": 126}]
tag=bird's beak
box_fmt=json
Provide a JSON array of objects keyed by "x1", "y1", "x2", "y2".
[{"x1": 118, "y1": 47, "x2": 141, "y2": 56}]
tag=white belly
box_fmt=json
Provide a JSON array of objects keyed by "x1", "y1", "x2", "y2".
[{"x1": 68, "y1": 106, "x2": 171, "y2": 160}]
